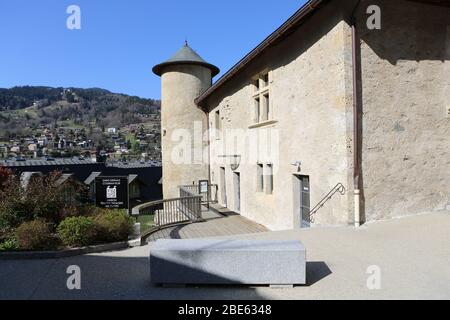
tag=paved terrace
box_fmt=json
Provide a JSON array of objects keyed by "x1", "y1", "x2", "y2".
[{"x1": 0, "y1": 212, "x2": 449, "y2": 300}]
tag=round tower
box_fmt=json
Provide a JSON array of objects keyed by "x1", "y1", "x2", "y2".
[{"x1": 153, "y1": 43, "x2": 220, "y2": 199}]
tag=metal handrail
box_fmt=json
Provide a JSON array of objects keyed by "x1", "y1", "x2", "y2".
[
  {"x1": 310, "y1": 183, "x2": 346, "y2": 223},
  {"x1": 179, "y1": 184, "x2": 219, "y2": 205},
  {"x1": 132, "y1": 196, "x2": 202, "y2": 239}
]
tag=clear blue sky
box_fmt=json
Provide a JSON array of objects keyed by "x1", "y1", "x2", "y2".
[{"x1": 0, "y1": 0, "x2": 306, "y2": 99}]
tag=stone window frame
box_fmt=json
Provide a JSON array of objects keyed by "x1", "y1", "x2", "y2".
[
  {"x1": 256, "y1": 163, "x2": 274, "y2": 194},
  {"x1": 264, "y1": 163, "x2": 274, "y2": 195},
  {"x1": 251, "y1": 70, "x2": 274, "y2": 127},
  {"x1": 214, "y1": 109, "x2": 222, "y2": 140},
  {"x1": 256, "y1": 163, "x2": 264, "y2": 192}
]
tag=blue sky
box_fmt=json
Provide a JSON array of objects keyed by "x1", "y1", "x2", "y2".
[{"x1": 0, "y1": 0, "x2": 306, "y2": 99}]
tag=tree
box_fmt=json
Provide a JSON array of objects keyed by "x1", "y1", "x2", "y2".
[{"x1": 66, "y1": 92, "x2": 76, "y2": 103}]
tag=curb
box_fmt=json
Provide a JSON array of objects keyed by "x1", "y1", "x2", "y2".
[{"x1": 0, "y1": 242, "x2": 129, "y2": 260}]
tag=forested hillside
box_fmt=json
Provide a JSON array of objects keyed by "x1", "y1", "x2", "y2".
[{"x1": 0, "y1": 86, "x2": 160, "y2": 139}]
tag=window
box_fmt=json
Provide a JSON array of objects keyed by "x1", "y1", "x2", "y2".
[
  {"x1": 257, "y1": 163, "x2": 274, "y2": 194},
  {"x1": 254, "y1": 98, "x2": 260, "y2": 123},
  {"x1": 263, "y1": 73, "x2": 269, "y2": 87},
  {"x1": 215, "y1": 110, "x2": 221, "y2": 140},
  {"x1": 257, "y1": 164, "x2": 264, "y2": 192},
  {"x1": 262, "y1": 94, "x2": 270, "y2": 122},
  {"x1": 265, "y1": 164, "x2": 273, "y2": 195},
  {"x1": 254, "y1": 78, "x2": 260, "y2": 91},
  {"x1": 252, "y1": 71, "x2": 271, "y2": 125}
]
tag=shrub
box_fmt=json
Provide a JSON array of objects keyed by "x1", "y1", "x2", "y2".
[
  {"x1": 94, "y1": 210, "x2": 134, "y2": 243},
  {"x1": 57, "y1": 205, "x2": 81, "y2": 221},
  {"x1": 0, "y1": 225, "x2": 14, "y2": 241},
  {"x1": 16, "y1": 220, "x2": 59, "y2": 251},
  {"x1": 0, "y1": 175, "x2": 35, "y2": 229},
  {"x1": 0, "y1": 170, "x2": 90, "y2": 229},
  {"x1": 57, "y1": 216, "x2": 97, "y2": 248},
  {"x1": 27, "y1": 171, "x2": 67, "y2": 224},
  {"x1": 0, "y1": 166, "x2": 12, "y2": 189},
  {"x1": 0, "y1": 238, "x2": 18, "y2": 251},
  {"x1": 76, "y1": 204, "x2": 99, "y2": 217}
]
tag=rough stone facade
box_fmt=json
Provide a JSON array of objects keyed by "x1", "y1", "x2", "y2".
[
  {"x1": 355, "y1": 0, "x2": 450, "y2": 222},
  {"x1": 160, "y1": 64, "x2": 211, "y2": 199}
]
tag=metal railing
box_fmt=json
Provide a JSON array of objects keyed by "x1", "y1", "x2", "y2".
[
  {"x1": 310, "y1": 183, "x2": 346, "y2": 223},
  {"x1": 132, "y1": 196, "x2": 202, "y2": 238},
  {"x1": 179, "y1": 184, "x2": 218, "y2": 205}
]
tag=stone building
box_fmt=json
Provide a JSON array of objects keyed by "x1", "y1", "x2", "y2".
[{"x1": 153, "y1": 0, "x2": 450, "y2": 231}]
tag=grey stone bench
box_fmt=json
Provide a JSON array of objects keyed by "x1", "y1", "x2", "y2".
[{"x1": 149, "y1": 239, "x2": 306, "y2": 286}]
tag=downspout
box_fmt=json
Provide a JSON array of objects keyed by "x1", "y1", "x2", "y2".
[
  {"x1": 204, "y1": 108, "x2": 212, "y2": 186},
  {"x1": 351, "y1": 0, "x2": 362, "y2": 227}
]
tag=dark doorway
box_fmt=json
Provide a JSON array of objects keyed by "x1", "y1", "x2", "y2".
[
  {"x1": 220, "y1": 167, "x2": 227, "y2": 207},
  {"x1": 294, "y1": 175, "x2": 311, "y2": 228},
  {"x1": 234, "y1": 172, "x2": 241, "y2": 213}
]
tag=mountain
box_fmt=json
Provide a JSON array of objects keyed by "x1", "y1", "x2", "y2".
[{"x1": 0, "y1": 86, "x2": 160, "y2": 139}]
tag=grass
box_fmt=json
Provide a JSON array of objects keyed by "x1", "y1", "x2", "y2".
[{"x1": 59, "y1": 120, "x2": 85, "y2": 130}]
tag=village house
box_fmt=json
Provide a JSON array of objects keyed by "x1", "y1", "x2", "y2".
[{"x1": 153, "y1": 0, "x2": 450, "y2": 231}]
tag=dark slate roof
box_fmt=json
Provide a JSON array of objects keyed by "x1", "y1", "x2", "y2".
[
  {"x1": 106, "y1": 161, "x2": 162, "y2": 169},
  {"x1": 55, "y1": 173, "x2": 77, "y2": 186},
  {"x1": 0, "y1": 158, "x2": 93, "y2": 167},
  {"x1": 0, "y1": 158, "x2": 161, "y2": 169},
  {"x1": 153, "y1": 43, "x2": 220, "y2": 77}
]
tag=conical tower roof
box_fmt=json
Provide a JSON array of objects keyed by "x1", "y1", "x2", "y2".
[{"x1": 153, "y1": 43, "x2": 220, "y2": 77}]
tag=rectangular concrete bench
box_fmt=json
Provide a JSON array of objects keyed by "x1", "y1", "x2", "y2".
[{"x1": 149, "y1": 239, "x2": 306, "y2": 286}]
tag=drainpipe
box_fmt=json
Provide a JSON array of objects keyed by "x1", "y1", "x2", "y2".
[
  {"x1": 351, "y1": 2, "x2": 362, "y2": 227},
  {"x1": 203, "y1": 108, "x2": 212, "y2": 187}
]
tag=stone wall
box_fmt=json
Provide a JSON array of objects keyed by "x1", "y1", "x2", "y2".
[
  {"x1": 160, "y1": 64, "x2": 211, "y2": 199},
  {"x1": 357, "y1": 0, "x2": 450, "y2": 221}
]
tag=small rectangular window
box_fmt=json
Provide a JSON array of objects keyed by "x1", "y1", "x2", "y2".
[
  {"x1": 263, "y1": 73, "x2": 269, "y2": 87},
  {"x1": 257, "y1": 164, "x2": 264, "y2": 192},
  {"x1": 265, "y1": 164, "x2": 273, "y2": 194},
  {"x1": 215, "y1": 110, "x2": 221, "y2": 139},
  {"x1": 254, "y1": 98, "x2": 260, "y2": 123},
  {"x1": 254, "y1": 78, "x2": 260, "y2": 91},
  {"x1": 262, "y1": 94, "x2": 269, "y2": 121}
]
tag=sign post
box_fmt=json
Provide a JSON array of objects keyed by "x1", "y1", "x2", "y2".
[{"x1": 95, "y1": 176, "x2": 129, "y2": 211}]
